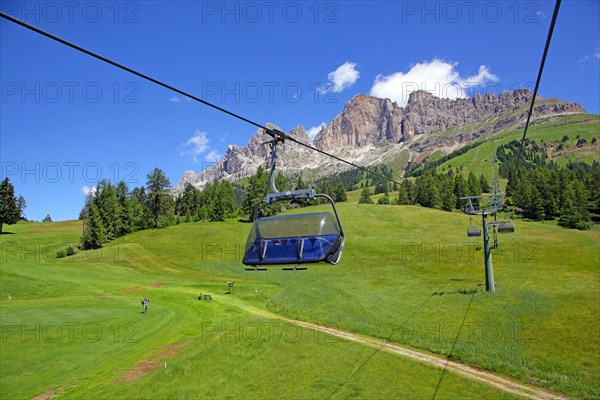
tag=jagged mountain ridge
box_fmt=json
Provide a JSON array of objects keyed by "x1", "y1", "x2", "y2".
[{"x1": 175, "y1": 89, "x2": 585, "y2": 193}]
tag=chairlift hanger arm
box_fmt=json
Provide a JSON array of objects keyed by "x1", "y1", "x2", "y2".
[
  {"x1": 264, "y1": 128, "x2": 287, "y2": 142},
  {"x1": 317, "y1": 194, "x2": 345, "y2": 239},
  {"x1": 459, "y1": 194, "x2": 506, "y2": 200},
  {"x1": 262, "y1": 140, "x2": 342, "y2": 228},
  {"x1": 267, "y1": 138, "x2": 280, "y2": 194}
]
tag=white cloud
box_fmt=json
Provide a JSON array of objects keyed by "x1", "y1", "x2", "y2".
[
  {"x1": 370, "y1": 59, "x2": 498, "y2": 106},
  {"x1": 168, "y1": 96, "x2": 181, "y2": 102},
  {"x1": 180, "y1": 130, "x2": 224, "y2": 164},
  {"x1": 205, "y1": 150, "x2": 222, "y2": 163},
  {"x1": 180, "y1": 130, "x2": 210, "y2": 163},
  {"x1": 535, "y1": 10, "x2": 547, "y2": 20},
  {"x1": 578, "y1": 47, "x2": 600, "y2": 63},
  {"x1": 81, "y1": 185, "x2": 96, "y2": 196},
  {"x1": 306, "y1": 122, "x2": 326, "y2": 142},
  {"x1": 319, "y1": 61, "x2": 360, "y2": 93},
  {"x1": 463, "y1": 65, "x2": 498, "y2": 87}
]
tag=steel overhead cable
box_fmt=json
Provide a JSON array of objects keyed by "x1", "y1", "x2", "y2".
[
  {"x1": 0, "y1": 12, "x2": 401, "y2": 187},
  {"x1": 513, "y1": 0, "x2": 562, "y2": 175}
]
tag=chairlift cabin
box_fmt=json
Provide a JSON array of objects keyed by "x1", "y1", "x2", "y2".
[
  {"x1": 243, "y1": 132, "x2": 345, "y2": 270},
  {"x1": 243, "y1": 210, "x2": 344, "y2": 266},
  {"x1": 497, "y1": 221, "x2": 515, "y2": 234},
  {"x1": 467, "y1": 218, "x2": 481, "y2": 237}
]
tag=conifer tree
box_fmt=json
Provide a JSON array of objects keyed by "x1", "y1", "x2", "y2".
[
  {"x1": 377, "y1": 193, "x2": 390, "y2": 205},
  {"x1": 96, "y1": 180, "x2": 121, "y2": 240},
  {"x1": 479, "y1": 174, "x2": 491, "y2": 192},
  {"x1": 16, "y1": 195, "x2": 26, "y2": 219},
  {"x1": 453, "y1": 174, "x2": 467, "y2": 208},
  {"x1": 0, "y1": 178, "x2": 19, "y2": 233},
  {"x1": 358, "y1": 187, "x2": 374, "y2": 204},
  {"x1": 116, "y1": 181, "x2": 133, "y2": 236},
  {"x1": 334, "y1": 183, "x2": 347, "y2": 202},
  {"x1": 145, "y1": 168, "x2": 174, "y2": 228},
  {"x1": 397, "y1": 180, "x2": 413, "y2": 205},
  {"x1": 82, "y1": 203, "x2": 105, "y2": 249}
]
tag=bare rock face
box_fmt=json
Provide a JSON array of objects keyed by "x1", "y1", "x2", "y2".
[
  {"x1": 313, "y1": 94, "x2": 404, "y2": 150},
  {"x1": 314, "y1": 89, "x2": 571, "y2": 150},
  {"x1": 174, "y1": 89, "x2": 586, "y2": 194},
  {"x1": 531, "y1": 100, "x2": 586, "y2": 116}
]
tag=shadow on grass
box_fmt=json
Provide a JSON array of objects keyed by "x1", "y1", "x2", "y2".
[{"x1": 432, "y1": 287, "x2": 481, "y2": 296}]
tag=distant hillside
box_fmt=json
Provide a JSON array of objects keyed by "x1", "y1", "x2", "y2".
[
  {"x1": 175, "y1": 89, "x2": 587, "y2": 193},
  {"x1": 426, "y1": 114, "x2": 599, "y2": 179}
]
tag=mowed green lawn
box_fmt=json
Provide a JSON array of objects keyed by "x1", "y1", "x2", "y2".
[{"x1": 1, "y1": 199, "x2": 598, "y2": 399}]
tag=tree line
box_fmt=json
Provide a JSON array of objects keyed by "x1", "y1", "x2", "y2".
[
  {"x1": 81, "y1": 165, "x2": 349, "y2": 249},
  {"x1": 82, "y1": 168, "x2": 172, "y2": 249},
  {"x1": 359, "y1": 169, "x2": 489, "y2": 212},
  {"x1": 356, "y1": 137, "x2": 599, "y2": 231},
  {"x1": 315, "y1": 164, "x2": 394, "y2": 191},
  {"x1": 496, "y1": 139, "x2": 553, "y2": 177},
  {"x1": 496, "y1": 138, "x2": 599, "y2": 229},
  {"x1": 81, "y1": 167, "x2": 242, "y2": 249},
  {"x1": 506, "y1": 164, "x2": 598, "y2": 229}
]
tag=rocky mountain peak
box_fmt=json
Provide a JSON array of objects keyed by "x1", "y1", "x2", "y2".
[
  {"x1": 313, "y1": 94, "x2": 405, "y2": 150},
  {"x1": 287, "y1": 125, "x2": 310, "y2": 144},
  {"x1": 174, "y1": 89, "x2": 586, "y2": 194},
  {"x1": 407, "y1": 89, "x2": 436, "y2": 105}
]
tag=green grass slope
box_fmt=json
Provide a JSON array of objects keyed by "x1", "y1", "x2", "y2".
[
  {"x1": 432, "y1": 114, "x2": 599, "y2": 179},
  {"x1": 1, "y1": 199, "x2": 598, "y2": 398}
]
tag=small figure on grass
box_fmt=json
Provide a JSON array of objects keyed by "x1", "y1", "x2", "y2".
[{"x1": 141, "y1": 297, "x2": 149, "y2": 313}]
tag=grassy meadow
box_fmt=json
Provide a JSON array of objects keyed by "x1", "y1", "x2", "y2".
[
  {"x1": 1, "y1": 196, "x2": 598, "y2": 399},
  {"x1": 434, "y1": 114, "x2": 599, "y2": 180}
]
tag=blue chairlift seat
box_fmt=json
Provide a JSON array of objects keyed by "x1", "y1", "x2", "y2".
[
  {"x1": 467, "y1": 226, "x2": 482, "y2": 237},
  {"x1": 243, "y1": 212, "x2": 344, "y2": 266}
]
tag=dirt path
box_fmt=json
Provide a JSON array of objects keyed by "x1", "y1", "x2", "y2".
[
  {"x1": 238, "y1": 302, "x2": 568, "y2": 400},
  {"x1": 120, "y1": 339, "x2": 187, "y2": 382},
  {"x1": 287, "y1": 319, "x2": 568, "y2": 400}
]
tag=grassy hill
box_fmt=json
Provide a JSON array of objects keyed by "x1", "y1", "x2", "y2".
[
  {"x1": 429, "y1": 114, "x2": 599, "y2": 178},
  {"x1": 1, "y1": 198, "x2": 598, "y2": 399}
]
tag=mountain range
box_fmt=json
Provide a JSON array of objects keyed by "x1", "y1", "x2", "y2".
[{"x1": 174, "y1": 89, "x2": 586, "y2": 193}]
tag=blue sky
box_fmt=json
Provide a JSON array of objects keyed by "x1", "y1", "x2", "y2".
[{"x1": 1, "y1": 1, "x2": 599, "y2": 221}]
